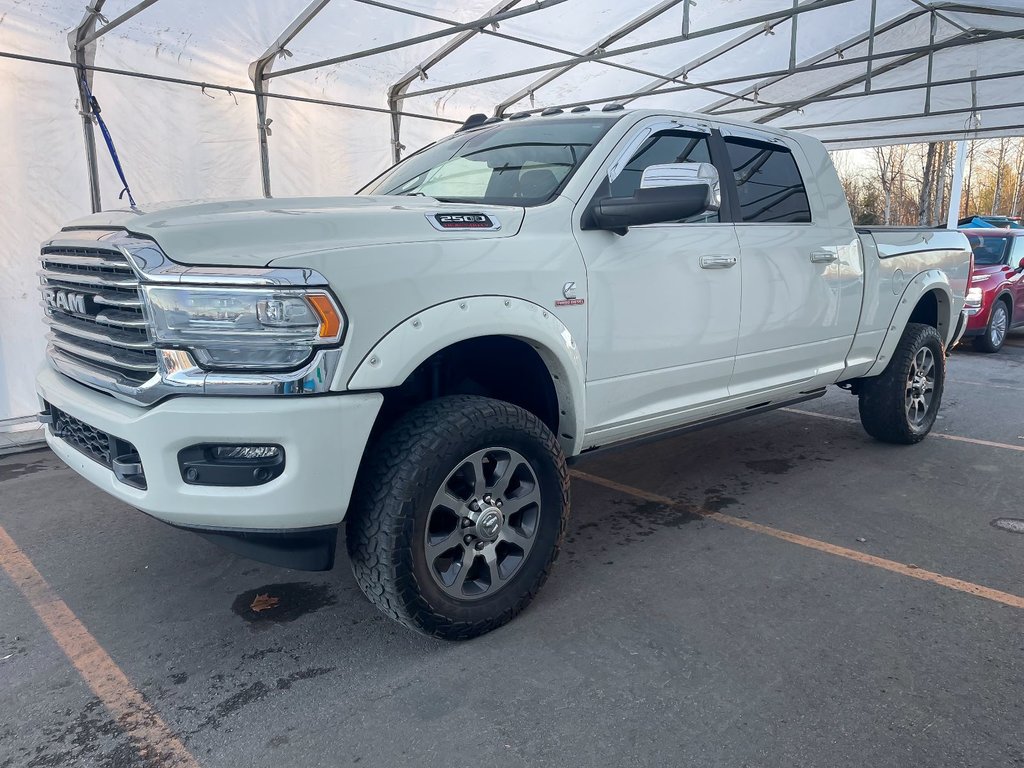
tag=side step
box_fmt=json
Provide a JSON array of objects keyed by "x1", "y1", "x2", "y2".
[{"x1": 569, "y1": 388, "x2": 827, "y2": 464}]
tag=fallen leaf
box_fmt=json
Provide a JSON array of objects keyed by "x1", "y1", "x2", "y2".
[{"x1": 250, "y1": 593, "x2": 280, "y2": 613}]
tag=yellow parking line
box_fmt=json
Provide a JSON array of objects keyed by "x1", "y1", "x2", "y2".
[
  {"x1": 782, "y1": 407, "x2": 1024, "y2": 452},
  {"x1": 571, "y1": 470, "x2": 1024, "y2": 611},
  {"x1": 0, "y1": 526, "x2": 200, "y2": 768},
  {"x1": 947, "y1": 378, "x2": 1024, "y2": 392}
]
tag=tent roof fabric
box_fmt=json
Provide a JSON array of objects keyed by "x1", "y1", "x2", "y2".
[{"x1": 4, "y1": 0, "x2": 1022, "y2": 153}]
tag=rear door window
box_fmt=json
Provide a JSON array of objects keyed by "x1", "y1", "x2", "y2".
[{"x1": 724, "y1": 138, "x2": 811, "y2": 224}]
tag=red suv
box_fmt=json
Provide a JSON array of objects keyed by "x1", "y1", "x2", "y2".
[{"x1": 962, "y1": 229, "x2": 1024, "y2": 352}]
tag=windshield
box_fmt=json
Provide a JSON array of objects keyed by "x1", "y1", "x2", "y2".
[
  {"x1": 360, "y1": 117, "x2": 618, "y2": 206},
  {"x1": 966, "y1": 234, "x2": 1012, "y2": 266}
]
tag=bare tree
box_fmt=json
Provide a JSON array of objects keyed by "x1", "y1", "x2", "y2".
[
  {"x1": 990, "y1": 138, "x2": 1010, "y2": 214},
  {"x1": 1009, "y1": 138, "x2": 1024, "y2": 216},
  {"x1": 932, "y1": 141, "x2": 951, "y2": 226},
  {"x1": 873, "y1": 145, "x2": 910, "y2": 225},
  {"x1": 917, "y1": 142, "x2": 938, "y2": 225}
]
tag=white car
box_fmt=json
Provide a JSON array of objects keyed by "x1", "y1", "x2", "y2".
[{"x1": 36, "y1": 108, "x2": 971, "y2": 638}]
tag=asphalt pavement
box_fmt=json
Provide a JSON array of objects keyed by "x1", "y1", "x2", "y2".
[{"x1": 1, "y1": 331, "x2": 1022, "y2": 768}]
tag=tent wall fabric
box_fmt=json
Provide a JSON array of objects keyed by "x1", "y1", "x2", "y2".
[{"x1": 1, "y1": 0, "x2": 1022, "y2": 422}]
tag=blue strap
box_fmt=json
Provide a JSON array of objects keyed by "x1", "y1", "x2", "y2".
[{"x1": 81, "y1": 78, "x2": 137, "y2": 208}]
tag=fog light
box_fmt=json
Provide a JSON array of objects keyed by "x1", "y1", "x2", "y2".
[
  {"x1": 213, "y1": 445, "x2": 281, "y2": 460},
  {"x1": 178, "y1": 443, "x2": 285, "y2": 487}
]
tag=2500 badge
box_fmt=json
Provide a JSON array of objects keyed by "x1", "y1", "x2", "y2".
[{"x1": 428, "y1": 213, "x2": 500, "y2": 231}]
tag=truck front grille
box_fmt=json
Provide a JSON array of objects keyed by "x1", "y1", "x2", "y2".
[
  {"x1": 45, "y1": 403, "x2": 147, "y2": 489},
  {"x1": 48, "y1": 404, "x2": 116, "y2": 466},
  {"x1": 39, "y1": 246, "x2": 157, "y2": 388}
]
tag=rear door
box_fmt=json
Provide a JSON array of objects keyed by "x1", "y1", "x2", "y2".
[{"x1": 722, "y1": 130, "x2": 857, "y2": 395}]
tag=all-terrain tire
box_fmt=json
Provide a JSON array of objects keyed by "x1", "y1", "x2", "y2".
[
  {"x1": 972, "y1": 299, "x2": 1010, "y2": 353},
  {"x1": 858, "y1": 322, "x2": 945, "y2": 445},
  {"x1": 346, "y1": 395, "x2": 570, "y2": 640}
]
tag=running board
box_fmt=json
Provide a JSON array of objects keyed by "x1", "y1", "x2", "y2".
[{"x1": 569, "y1": 388, "x2": 827, "y2": 465}]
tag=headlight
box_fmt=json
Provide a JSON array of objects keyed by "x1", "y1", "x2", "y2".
[
  {"x1": 142, "y1": 285, "x2": 344, "y2": 370},
  {"x1": 965, "y1": 286, "x2": 983, "y2": 308}
]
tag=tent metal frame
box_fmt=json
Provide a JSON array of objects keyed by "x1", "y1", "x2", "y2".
[{"x1": 56, "y1": 0, "x2": 1024, "y2": 208}]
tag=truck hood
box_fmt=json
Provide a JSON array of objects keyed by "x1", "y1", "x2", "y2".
[{"x1": 64, "y1": 197, "x2": 525, "y2": 266}]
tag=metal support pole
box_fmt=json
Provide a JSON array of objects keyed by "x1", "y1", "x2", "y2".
[
  {"x1": 495, "y1": 0, "x2": 683, "y2": 117},
  {"x1": 865, "y1": 0, "x2": 877, "y2": 91},
  {"x1": 389, "y1": 0, "x2": 522, "y2": 164},
  {"x1": 69, "y1": 1, "x2": 106, "y2": 213},
  {"x1": 269, "y1": 0, "x2": 569, "y2": 80},
  {"x1": 789, "y1": 0, "x2": 799, "y2": 71},
  {"x1": 490, "y1": 29, "x2": 1015, "y2": 117},
  {"x1": 77, "y1": 0, "x2": 160, "y2": 48},
  {"x1": 249, "y1": 0, "x2": 334, "y2": 198},
  {"x1": 253, "y1": 86, "x2": 272, "y2": 198},
  {"x1": 924, "y1": 11, "x2": 937, "y2": 114},
  {"x1": 947, "y1": 140, "x2": 968, "y2": 229}
]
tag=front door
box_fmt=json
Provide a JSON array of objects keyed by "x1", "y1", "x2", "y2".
[
  {"x1": 574, "y1": 120, "x2": 741, "y2": 446},
  {"x1": 1010, "y1": 237, "x2": 1024, "y2": 325}
]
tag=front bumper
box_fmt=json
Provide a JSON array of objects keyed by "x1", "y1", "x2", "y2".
[{"x1": 36, "y1": 365, "x2": 382, "y2": 534}]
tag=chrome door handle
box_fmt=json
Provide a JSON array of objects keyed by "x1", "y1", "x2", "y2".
[
  {"x1": 810, "y1": 250, "x2": 838, "y2": 263},
  {"x1": 699, "y1": 255, "x2": 737, "y2": 269}
]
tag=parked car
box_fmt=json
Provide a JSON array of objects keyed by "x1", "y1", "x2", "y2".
[
  {"x1": 958, "y1": 215, "x2": 1023, "y2": 229},
  {"x1": 36, "y1": 108, "x2": 971, "y2": 638},
  {"x1": 962, "y1": 229, "x2": 1024, "y2": 352}
]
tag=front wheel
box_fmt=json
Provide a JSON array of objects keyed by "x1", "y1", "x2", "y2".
[
  {"x1": 973, "y1": 300, "x2": 1010, "y2": 353},
  {"x1": 858, "y1": 323, "x2": 945, "y2": 444},
  {"x1": 346, "y1": 396, "x2": 570, "y2": 640}
]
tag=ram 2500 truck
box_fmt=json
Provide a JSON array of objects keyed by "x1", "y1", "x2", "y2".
[{"x1": 36, "y1": 108, "x2": 971, "y2": 639}]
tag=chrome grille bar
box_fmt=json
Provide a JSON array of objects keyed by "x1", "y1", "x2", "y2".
[
  {"x1": 40, "y1": 253, "x2": 134, "y2": 271},
  {"x1": 43, "y1": 314, "x2": 152, "y2": 351},
  {"x1": 93, "y1": 292, "x2": 143, "y2": 308},
  {"x1": 36, "y1": 268, "x2": 139, "y2": 290},
  {"x1": 39, "y1": 244, "x2": 154, "y2": 387},
  {"x1": 47, "y1": 333, "x2": 157, "y2": 373},
  {"x1": 95, "y1": 309, "x2": 148, "y2": 329}
]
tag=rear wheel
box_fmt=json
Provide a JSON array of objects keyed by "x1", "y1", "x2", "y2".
[
  {"x1": 973, "y1": 299, "x2": 1010, "y2": 353},
  {"x1": 346, "y1": 395, "x2": 569, "y2": 640},
  {"x1": 858, "y1": 323, "x2": 945, "y2": 444}
]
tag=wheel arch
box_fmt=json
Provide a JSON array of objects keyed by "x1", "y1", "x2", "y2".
[
  {"x1": 347, "y1": 296, "x2": 586, "y2": 456},
  {"x1": 993, "y1": 290, "x2": 1014, "y2": 323},
  {"x1": 865, "y1": 272, "x2": 954, "y2": 378}
]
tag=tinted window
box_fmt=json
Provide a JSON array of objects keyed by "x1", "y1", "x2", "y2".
[
  {"x1": 725, "y1": 138, "x2": 811, "y2": 223},
  {"x1": 610, "y1": 131, "x2": 718, "y2": 223},
  {"x1": 966, "y1": 234, "x2": 1011, "y2": 266}
]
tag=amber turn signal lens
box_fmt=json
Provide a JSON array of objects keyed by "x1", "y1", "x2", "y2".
[{"x1": 306, "y1": 293, "x2": 343, "y2": 340}]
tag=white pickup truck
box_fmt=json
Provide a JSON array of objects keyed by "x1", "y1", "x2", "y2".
[{"x1": 36, "y1": 108, "x2": 970, "y2": 638}]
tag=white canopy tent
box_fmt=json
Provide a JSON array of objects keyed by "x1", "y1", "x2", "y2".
[{"x1": 1, "y1": 0, "x2": 1022, "y2": 423}]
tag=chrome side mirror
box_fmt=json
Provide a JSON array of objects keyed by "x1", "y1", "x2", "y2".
[{"x1": 639, "y1": 162, "x2": 721, "y2": 212}]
